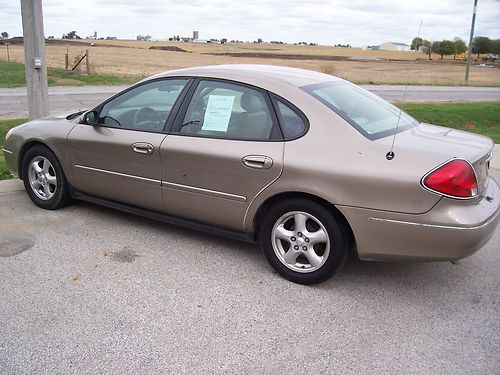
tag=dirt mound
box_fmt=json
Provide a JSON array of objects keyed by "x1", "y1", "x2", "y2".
[
  {"x1": 207, "y1": 52, "x2": 349, "y2": 61},
  {"x1": 149, "y1": 46, "x2": 189, "y2": 53}
]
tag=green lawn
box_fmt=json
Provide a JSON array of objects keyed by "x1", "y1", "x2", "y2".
[
  {"x1": 0, "y1": 60, "x2": 141, "y2": 87},
  {"x1": 401, "y1": 102, "x2": 500, "y2": 143},
  {"x1": 354, "y1": 80, "x2": 500, "y2": 87},
  {"x1": 0, "y1": 118, "x2": 27, "y2": 179},
  {"x1": 0, "y1": 102, "x2": 499, "y2": 180}
]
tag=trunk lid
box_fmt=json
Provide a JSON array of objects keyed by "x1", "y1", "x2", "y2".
[{"x1": 379, "y1": 123, "x2": 494, "y2": 197}]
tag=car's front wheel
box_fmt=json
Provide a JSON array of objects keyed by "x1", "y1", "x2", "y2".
[
  {"x1": 260, "y1": 198, "x2": 349, "y2": 284},
  {"x1": 22, "y1": 145, "x2": 72, "y2": 210}
]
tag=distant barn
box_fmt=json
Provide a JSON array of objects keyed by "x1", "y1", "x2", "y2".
[{"x1": 378, "y1": 42, "x2": 410, "y2": 52}]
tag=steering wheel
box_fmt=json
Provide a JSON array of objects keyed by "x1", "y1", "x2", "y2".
[{"x1": 133, "y1": 107, "x2": 161, "y2": 128}]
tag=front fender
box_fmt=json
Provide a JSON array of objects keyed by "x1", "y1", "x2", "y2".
[{"x1": 3, "y1": 116, "x2": 77, "y2": 181}]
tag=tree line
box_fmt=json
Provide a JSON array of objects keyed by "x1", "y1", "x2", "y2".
[{"x1": 411, "y1": 36, "x2": 500, "y2": 60}]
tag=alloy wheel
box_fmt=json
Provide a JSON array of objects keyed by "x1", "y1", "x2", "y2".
[
  {"x1": 28, "y1": 156, "x2": 58, "y2": 201},
  {"x1": 271, "y1": 211, "x2": 330, "y2": 273}
]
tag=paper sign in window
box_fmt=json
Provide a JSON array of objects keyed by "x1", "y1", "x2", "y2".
[{"x1": 202, "y1": 95, "x2": 235, "y2": 132}]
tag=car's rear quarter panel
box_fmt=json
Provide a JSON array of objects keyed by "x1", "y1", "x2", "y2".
[
  {"x1": 339, "y1": 177, "x2": 499, "y2": 260},
  {"x1": 243, "y1": 94, "x2": 445, "y2": 231}
]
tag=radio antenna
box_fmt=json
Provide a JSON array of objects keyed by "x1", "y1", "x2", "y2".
[{"x1": 386, "y1": 20, "x2": 423, "y2": 161}]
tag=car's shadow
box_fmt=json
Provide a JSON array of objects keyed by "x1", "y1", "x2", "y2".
[
  {"x1": 70, "y1": 200, "x2": 479, "y2": 293},
  {"x1": 73, "y1": 199, "x2": 262, "y2": 256}
]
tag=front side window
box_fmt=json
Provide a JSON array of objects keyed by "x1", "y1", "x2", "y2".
[
  {"x1": 99, "y1": 79, "x2": 188, "y2": 132},
  {"x1": 302, "y1": 81, "x2": 418, "y2": 140},
  {"x1": 176, "y1": 80, "x2": 279, "y2": 140}
]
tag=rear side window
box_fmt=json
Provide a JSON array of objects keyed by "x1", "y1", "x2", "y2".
[{"x1": 274, "y1": 99, "x2": 309, "y2": 140}]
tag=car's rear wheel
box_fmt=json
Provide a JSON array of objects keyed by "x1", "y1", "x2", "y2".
[
  {"x1": 22, "y1": 145, "x2": 72, "y2": 210},
  {"x1": 259, "y1": 198, "x2": 349, "y2": 284}
]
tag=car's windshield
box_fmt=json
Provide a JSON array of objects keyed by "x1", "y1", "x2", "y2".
[{"x1": 301, "y1": 81, "x2": 418, "y2": 140}]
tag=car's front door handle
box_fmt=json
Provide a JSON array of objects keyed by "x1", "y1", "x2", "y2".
[
  {"x1": 242, "y1": 155, "x2": 273, "y2": 170},
  {"x1": 132, "y1": 142, "x2": 154, "y2": 155}
]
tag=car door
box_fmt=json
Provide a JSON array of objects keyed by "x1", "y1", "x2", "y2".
[
  {"x1": 67, "y1": 78, "x2": 190, "y2": 210},
  {"x1": 160, "y1": 79, "x2": 284, "y2": 231}
]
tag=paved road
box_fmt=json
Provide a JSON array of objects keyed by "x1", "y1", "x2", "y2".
[
  {"x1": 0, "y1": 86, "x2": 124, "y2": 120},
  {"x1": 0, "y1": 171, "x2": 499, "y2": 374},
  {"x1": 1, "y1": 85, "x2": 499, "y2": 119}
]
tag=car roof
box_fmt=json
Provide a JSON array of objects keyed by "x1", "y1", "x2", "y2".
[{"x1": 150, "y1": 64, "x2": 340, "y2": 90}]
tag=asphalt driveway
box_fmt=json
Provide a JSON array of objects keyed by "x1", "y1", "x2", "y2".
[{"x1": 0, "y1": 171, "x2": 499, "y2": 374}]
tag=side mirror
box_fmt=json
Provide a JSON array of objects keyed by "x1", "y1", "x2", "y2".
[{"x1": 83, "y1": 110, "x2": 99, "y2": 126}]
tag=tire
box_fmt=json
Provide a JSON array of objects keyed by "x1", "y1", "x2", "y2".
[
  {"x1": 21, "y1": 145, "x2": 72, "y2": 210},
  {"x1": 259, "y1": 198, "x2": 349, "y2": 285}
]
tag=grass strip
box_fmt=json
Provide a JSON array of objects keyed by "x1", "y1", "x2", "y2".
[
  {"x1": 400, "y1": 102, "x2": 499, "y2": 143},
  {"x1": 0, "y1": 60, "x2": 141, "y2": 88},
  {"x1": 0, "y1": 118, "x2": 27, "y2": 179}
]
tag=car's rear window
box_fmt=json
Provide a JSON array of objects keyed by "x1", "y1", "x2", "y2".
[{"x1": 301, "y1": 81, "x2": 418, "y2": 140}]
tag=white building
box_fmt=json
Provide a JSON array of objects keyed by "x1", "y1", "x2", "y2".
[{"x1": 378, "y1": 42, "x2": 410, "y2": 51}]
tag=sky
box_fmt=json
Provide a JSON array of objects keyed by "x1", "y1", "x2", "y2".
[{"x1": 1, "y1": 0, "x2": 499, "y2": 46}]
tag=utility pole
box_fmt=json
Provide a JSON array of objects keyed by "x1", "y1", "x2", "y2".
[
  {"x1": 20, "y1": 0, "x2": 49, "y2": 119},
  {"x1": 465, "y1": 0, "x2": 478, "y2": 82}
]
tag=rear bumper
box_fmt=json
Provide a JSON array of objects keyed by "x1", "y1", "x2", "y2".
[{"x1": 338, "y1": 177, "x2": 500, "y2": 261}]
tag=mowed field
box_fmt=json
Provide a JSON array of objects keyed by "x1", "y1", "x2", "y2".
[{"x1": 1, "y1": 39, "x2": 499, "y2": 85}]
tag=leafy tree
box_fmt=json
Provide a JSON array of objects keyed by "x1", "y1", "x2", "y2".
[
  {"x1": 411, "y1": 37, "x2": 424, "y2": 50},
  {"x1": 421, "y1": 40, "x2": 432, "y2": 59},
  {"x1": 453, "y1": 37, "x2": 467, "y2": 59},
  {"x1": 432, "y1": 40, "x2": 455, "y2": 60},
  {"x1": 430, "y1": 41, "x2": 441, "y2": 58},
  {"x1": 62, "y1": 31, "x2": 80, "y2": 39},
  {"x1": 441, "y1": 40, "x2": 456, "y2": 59},
  {"x1": 492, "y1": 39, "x2": 500, "y2": 54},
  {"x1": 1, "y1": 31, "x2": 8, "y2": 39},
  {"x1": 472, "y1": 36, "x2": 492, "y2": 57}
]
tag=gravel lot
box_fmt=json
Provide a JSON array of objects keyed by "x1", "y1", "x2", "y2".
[{"x1": 0, "y1": 171, "x2": 499, "y2": 374}]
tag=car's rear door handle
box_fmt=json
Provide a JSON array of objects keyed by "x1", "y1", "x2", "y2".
[
  {"x1": 132, "y1": 142, "x2": 154, "y2": 155},
  {"x1": 242, "y1": 155, "x2": 273, "y2": 169}
]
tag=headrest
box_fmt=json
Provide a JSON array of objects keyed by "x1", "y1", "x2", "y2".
[{"x1": 240, "y1": 92, "x2": 263, "y2": 112}]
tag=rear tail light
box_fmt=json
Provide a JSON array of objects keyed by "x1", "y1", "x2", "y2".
[{"x1": 422, "y1": 159, "x2": 478, "y2": 199}]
